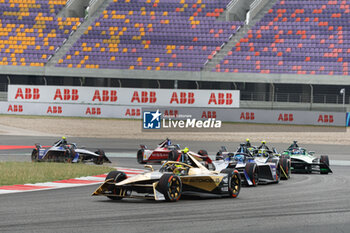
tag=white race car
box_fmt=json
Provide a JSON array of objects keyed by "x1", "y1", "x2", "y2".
[
  {"x1": 31, "y1": 139, "x2": 111, "y2": 164},
  {"x1": 282, "y1": 144, "x2": 332, "y2": 174}
]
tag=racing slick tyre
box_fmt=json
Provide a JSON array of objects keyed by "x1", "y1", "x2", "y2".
[
  {"x1": 245, "y1": 163, "x2": 259, "y2": 187},
  {"x1": 216, "y1": 151, "x2": 224, "y2": 161},
  {"x1": 168, "y1": 150, "x2": 178, "y2": 161},
  {"x1": 197, "y1": 150, "x2": 208, "y2": 156},
  {"x1": 63, "y1": 149, "x2": 74, "y2": 163},
  {"x1": 158, "y1": 174, "x2": 182, "y2": 202},
  {"x1": 137, "y1": 149, "x2": 146, "y2": 164},
  {"x1": 93, "y1": 150, "x2": 106, "y2": 165},
  {"x1": 105, "y1": 171, "x2": 127, "y2": 200},
  {"x1": 267, "y1": 158, "x2": 281, "y2": 183},
  {"x1": 320, "y1": 155, "x2": 330, "y2": 174},
  {"x1": 197, "y1": 149, "x2": 210, "y2": 168},
  {"x1": 280, "y1": 157, "x2": 291, "y2": 180},
  {"x1": 221, "y1": 169, "x2": 241, "y2": 198},
  {"x1": 31, "y1": 149, "x2": 38, "y2": 162}
]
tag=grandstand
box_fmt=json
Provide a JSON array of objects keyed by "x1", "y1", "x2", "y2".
[{"x1": 0, "y1": 0, "x2": 349, "y2": 110}]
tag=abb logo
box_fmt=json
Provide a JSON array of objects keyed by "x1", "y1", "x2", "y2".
[
  {"x1": 278, "y1": 113, "x2": 294, "y2": 122},
  {"x1": 14, "y1": 88, "x2": 40, "y2": 100},
  {"x1": 170, "y1": 92, "x2": 194, "y2": 104},
  {"x1": 54, "y1": 89, "x2": 79, "y2": 101},
  {"x1": 240, "y1": 112, "x2": 255, "y2": 120},
  {"x1": 208, "y1": 93, "x2": 233, "y2": 105},
  {"x1": 86, "y1": 107, "x2": 101, "y2": 115},
  {"x1": 125, "y1": 108, "x2": 141, "y2": 116},
  {"x1": 164, "y1": 110, "x2": 179, "y2": 117},
  {"x1": 47, "y1": 106, "x2": 62, "y2": 114},
  {"x1": 131, "y1": 91, "x2": 156, "y2": 103},
  {"x1": 92, "y1": 90, "x2": 117, "y2": 102},
  {"x1": 8, "y1": 104, "x2": 23, "y2": 112},
  {"x1": 318, "y1": 114, "x2": 334, "y2": 123},
  {"x1": 202, "y1": 111, "x2": 216, "y2": 118}
]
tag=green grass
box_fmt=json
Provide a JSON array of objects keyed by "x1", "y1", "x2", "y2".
[{"x1": 0, "y1": 162, "x2": 116, "y2": 186}]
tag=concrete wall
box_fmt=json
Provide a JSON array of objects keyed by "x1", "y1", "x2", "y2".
[
  {"x1": 226, "y1": 0, "x2": 254, "y2": 21},
  {"x1": 65, "y1": 0, "x2": 90, "y2": 17},
  {"x1": 86, "y1": 0, "x2": 105, "y2": 18},
  {"x1": 246, "y1": 0, "x2": 270, "y2": 24},
  {"x1": 0, "y1": 102, "x2": 345, "y2": 127}
]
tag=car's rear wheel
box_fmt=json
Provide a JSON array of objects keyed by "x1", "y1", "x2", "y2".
[
  {"x1": 137, "y1": 149, "x2": 146, "y2": 164},
  {"x1": 245, "y1": 163, "x2": 259, "y2": 186},
  {"x1": 31, "y1": 149, "x2": 38, "y2": 162},
  {"x1": 93, "y1": 150, "x2": 106, "y2": 165},
  {"x1": 105, "y1": 171, "x2": 127, "y2": 200},
  {"x1": 158, "y1": 174, "x2": 182, "y2": 202},
  {"x1": 216, "y1": 151, "x2": 223, "y2": 160},
  {"x1": 168, "y1": 150, "x2": 178, "y2": 161},
  {"x1": 221, "y1": 169, "x2": 241, "y2": 198},
  {"x1": 320, "y1": 155, "x2": 330, "y2": 174},
  {"x1": 197, "y1": 149, "x2": 208, "y2": 156},
  {"x1": 280, "y1": 157, "x2": 291, "y2": 180},
  {"x1": 63, "y1": 149, "x2": 74, "y2": 163},
  {"x1": 275, "y1": 165, "x2": 281, "y2": 183}
]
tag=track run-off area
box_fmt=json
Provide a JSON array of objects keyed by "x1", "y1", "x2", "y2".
[{"x1": 1, "y1": 136, "x2": 350, "y2": 233}]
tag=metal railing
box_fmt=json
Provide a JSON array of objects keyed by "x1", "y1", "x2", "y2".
[
  {"x1": 241, "y1": 91, "x2": 349, "y2": 104},
  {"x1": 0, "y1": 83, "x2": 7, "y2": 92}
]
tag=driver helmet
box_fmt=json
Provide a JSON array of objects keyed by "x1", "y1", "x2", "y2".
[
  {"x1": 173, "y1": 164, "x2": 183, "y2": 175},
  {"x1": 182, "y1": 147, "x2": 189, "y2": 153},
  {"x1": 292, "y1": 149, "x2": 300, "y2": 154},
  {"x1": 235, "y1": 154, "x2": 244, "y2": 162},
  {"x1": 246, "y1": 138, "x2": 250, "y2": 142},
  {"x1": 62, "y1": 136, "x2": 66, "y2": 140},
  {"x1": 261, "y1": 140, "x2": 266, "y2": 144}
]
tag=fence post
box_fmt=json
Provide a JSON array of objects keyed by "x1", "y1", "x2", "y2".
[{"x1": 310, "y1": 84, "x2": 313, "y2": 110}]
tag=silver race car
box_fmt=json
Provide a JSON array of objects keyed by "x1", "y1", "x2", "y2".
[
  {"x1": 214, "y1": 144, "x2": 291, "y2": 186},
  {"x1": 31, "y1": 137, "x2": 111, "y2": 164}
]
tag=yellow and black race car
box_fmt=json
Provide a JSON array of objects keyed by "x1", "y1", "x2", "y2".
[{"x1": 92, "y1": 152, "x2": 241, "y2": 202}]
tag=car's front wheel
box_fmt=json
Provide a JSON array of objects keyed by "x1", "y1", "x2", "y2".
[
  {"x1": 158, "y1": 174, "x2": 182, "y2": 202},
  {"x1": 320, "y1": 155, "x2": 330, "y2": 174},
  {"x1": 221, "y1": 168, "x2": 241, "y2": 198},
  {"x1": 105, "y1": 171, "x2": 127, "y2": 200},
  {"x1": 245, "y1": 163, "x2": 259, "y2": 186},
  {"x1": 31, "y1": 149, "x2": 38, "y2": 162}
]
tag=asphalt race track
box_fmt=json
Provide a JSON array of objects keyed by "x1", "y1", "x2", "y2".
[{"x1": 1, "y1": 136, "x2": 350, "y2": 233}]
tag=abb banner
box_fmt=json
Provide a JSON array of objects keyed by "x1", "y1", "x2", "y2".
[
  {"x1": 0, "y1": 102, "x2": 345, "y2": 126},
  {"x1": 147, "y1": 108, "x2": 346, "y2": 126},
  {"x1": 0, "y1": 102, "x2": 141, "y2": 119},
  {"x1": 7, "y1": 85, "x2": 240, "y2": 108}
]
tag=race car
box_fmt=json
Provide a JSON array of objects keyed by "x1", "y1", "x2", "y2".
[
  {"x1": 282, "y1": 141, "x2": 332, "y2": 174},
  {"x1": 214, "y1": 144, "x2": 290, "y2": 186},
  {"x1": 31, "y1": 137, "x2": 111, "y2": 165},
  {"x1": 137, "y1": 138, "x2": 212, "y2": 166},
  {"x1": 92, "y1": 152, "x2": 241, "y2": 202}
]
